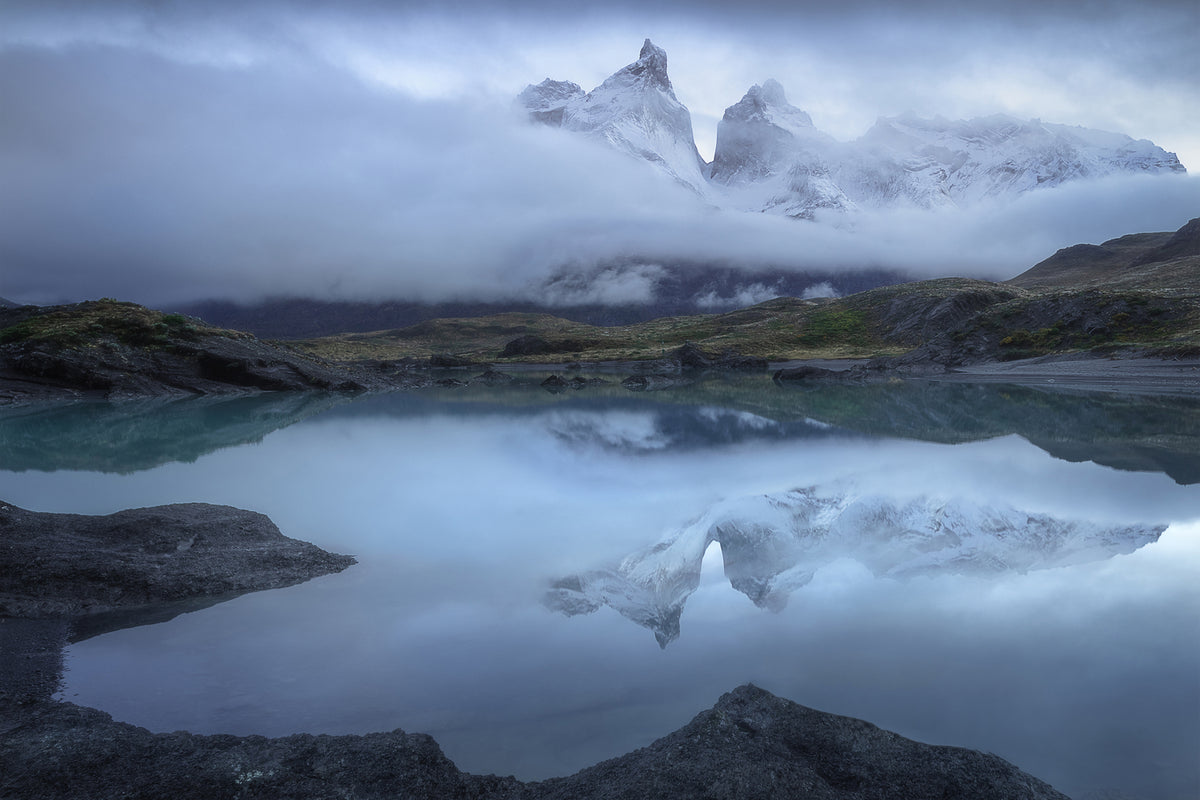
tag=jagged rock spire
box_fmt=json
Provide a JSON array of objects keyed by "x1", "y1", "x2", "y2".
[
  {"x1": 632, "y1": 38, "x2": 671, "y2": 90},
  {"x1": 757, "y1": 78, "x2": 787, "y2": 107}
]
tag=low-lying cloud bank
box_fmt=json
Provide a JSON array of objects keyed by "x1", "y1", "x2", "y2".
[{"x1": 1, "y1": 45, "x2": 1196, "y2": 308}]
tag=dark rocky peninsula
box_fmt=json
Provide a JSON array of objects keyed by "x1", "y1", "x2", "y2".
[{"x1": 0, "y1": 501, "x2": 355, "y2": 618}]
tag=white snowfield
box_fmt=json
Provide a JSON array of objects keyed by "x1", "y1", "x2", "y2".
[
  {"x1": 521, "y1": 41, "x2": 1185, "y2": 220},
  {"x1": 545, "y1": 486, "x2": 1164, "y2": 647}
]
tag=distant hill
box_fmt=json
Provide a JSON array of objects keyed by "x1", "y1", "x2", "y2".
[
  {"x1": 290, "y1": 218, "x2": 1200, "y2": 367},
  {"x1": 1008, "y1": 217, "x2": 1200, "y2": 291},
  {"x1": 179, "y1": 267, "x2": 905, "y2": 339}
]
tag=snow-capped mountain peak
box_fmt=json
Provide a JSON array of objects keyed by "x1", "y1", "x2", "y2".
[
  {"x1": 709, "y1": 79, "x2": 831, "y2": 184},
  {"x1": 621, "y1": 38, "x2": 672, "y2": 91},
  {"x1": 848, "y1": 112, "x2": 1186, "y2": 205},
  {"x1": 519, "y1": 39, "x2": 710, "y2": 196},
  {"x1": 519, "y1": 41, "x2": 1185, "y2": 218},
  {"x1": 710, "y1": 79, "x2": 851, "y2": 217},
  {"x1": 516, "y1": 79, "x2": 584, "y2": 125}
]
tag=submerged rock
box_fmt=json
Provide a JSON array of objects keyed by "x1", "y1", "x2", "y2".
[
  {"x1": 621, "y1": 374, "x2": 692, "y2": 392},
  {"x1": 472, "y1": 368, "x2": 515, "y2": 385},
  {"x1": 773, "y1": 365, "x2": 861, "y2": 383}
]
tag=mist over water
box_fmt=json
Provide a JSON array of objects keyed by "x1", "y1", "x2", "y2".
[{"x1": 2, "y1": 385, "x2": 1197, "y2": 800}]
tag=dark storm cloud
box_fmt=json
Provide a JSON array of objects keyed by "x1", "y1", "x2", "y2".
[
  {"x1": 0, "y1": 44, "x2": 716, "y2": 304},
  {"x1": 1, "y1": 0, "x2": 1197, "y2": 306}
]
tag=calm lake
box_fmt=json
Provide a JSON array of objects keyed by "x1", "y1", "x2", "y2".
[{"x1": 2, "y1": 376, "x2": 1198, "y2": 800}]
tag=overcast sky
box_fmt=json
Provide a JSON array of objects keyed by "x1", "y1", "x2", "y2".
[{"x1": 1, "y1": 0, "x2": 1197, "y2": 306}]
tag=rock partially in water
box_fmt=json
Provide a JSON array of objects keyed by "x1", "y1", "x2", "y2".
[
  {"x1": 621, "y1": 374, "x2": 692, "y2": 392},
  {"x1": 0, "y1": 501, "x2": 355, "y2": 618},
  {"x1": 773, "y1": 365, "x2": 864, "y2": 383},
  {"x1": 473, "y1": 368, "x2": 515, "y2": 385},
  {"x1": 527, "y1": 684, "x2": 1070, "y2": 800},
  {"x1": 569, "y1": 376, "x2": 607, "y2": 388}
]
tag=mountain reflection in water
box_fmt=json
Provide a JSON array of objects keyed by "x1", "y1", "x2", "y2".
[
  {"x1": 1, "y1": 378, "x2": 1196, "y2": 800},
  {"x1": 547, "y1": 485, "x2": 1165, "y2": 647}
]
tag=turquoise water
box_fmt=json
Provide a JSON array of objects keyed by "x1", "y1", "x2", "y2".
[{"x1": 2, "y1": 380, "x2": 1198, "y2": 799}]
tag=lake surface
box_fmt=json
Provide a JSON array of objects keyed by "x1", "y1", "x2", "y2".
[{"x1": 2, "y1": 376, "x2": 1198, "y2": 800}]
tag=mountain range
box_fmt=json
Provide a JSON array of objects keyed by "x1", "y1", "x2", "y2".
[{"x1": 521, "y1": 40, "x2": 1186, "y2": 219}]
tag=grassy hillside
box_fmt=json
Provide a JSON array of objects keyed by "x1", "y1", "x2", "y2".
[
  {"x1": 291, "y1": 276, "x2": 1200, "y2": 366},
  {"x1": 0, "y1": 299, "x2": 245, "y2": 349},
  {"x1": 292, "y1": 296, "x2": 908, "y2": 364},
  {"x1": 1008, "y1": 218, "x2": 1200, "y2": 292},
  {"x1": 292, "y1": 217, "x2": 1200, "y2": 366}
]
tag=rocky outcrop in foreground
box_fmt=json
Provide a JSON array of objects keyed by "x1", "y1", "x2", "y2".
[
  {"x1": 0, "y1": 685, "x2": 1069, "y2": 800},
  {"x1": 0, "y1": 501, "x2": 355, "y2": 618}
]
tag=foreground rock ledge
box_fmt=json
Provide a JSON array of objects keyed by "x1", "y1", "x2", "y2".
[
  {"x1": 0, "y1": 685, "x2": 1069, "y2": 800},
  {"x1": 0, "y1": 501, "x2": 355, "y2": 618}
]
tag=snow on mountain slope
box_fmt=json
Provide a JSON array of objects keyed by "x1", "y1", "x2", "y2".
[
  {"x1": 847, "y1": 113, "x2": 1187, "y2": 207},
  {"x1": 520, "y1": 42, "x2": 1186, "y2": 220},
  {"x1": 516, "y1": 79, "x2": 584, "y2": 126},
  {"x1": 519, "y1": 39, "x2": 710, "y2": 197},
  {"x1": 545, "y1": 486, "x2": 1164, "y2": 647},
  {"x1": 708, "y1": 80, "x2": 852, "y2": 219}
]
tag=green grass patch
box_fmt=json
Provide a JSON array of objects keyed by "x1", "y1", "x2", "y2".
[
  {"x1": 796, "y1": 308, "x2": 871, "y2": 348},
  {"x1": 0, "y1": 301, "x2": 215, "y2": 350}
]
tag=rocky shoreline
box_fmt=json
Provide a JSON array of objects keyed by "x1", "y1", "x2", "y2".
[
  {"x1": 0, "y1": 685, "x2": 1070, "y2": 800},
  {"x1": 4, "y1": 290, "x2": 1200, "y2": 403},
  {"x1": 0, "y1": 500, "x2": 1075, "y2": 798}
]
